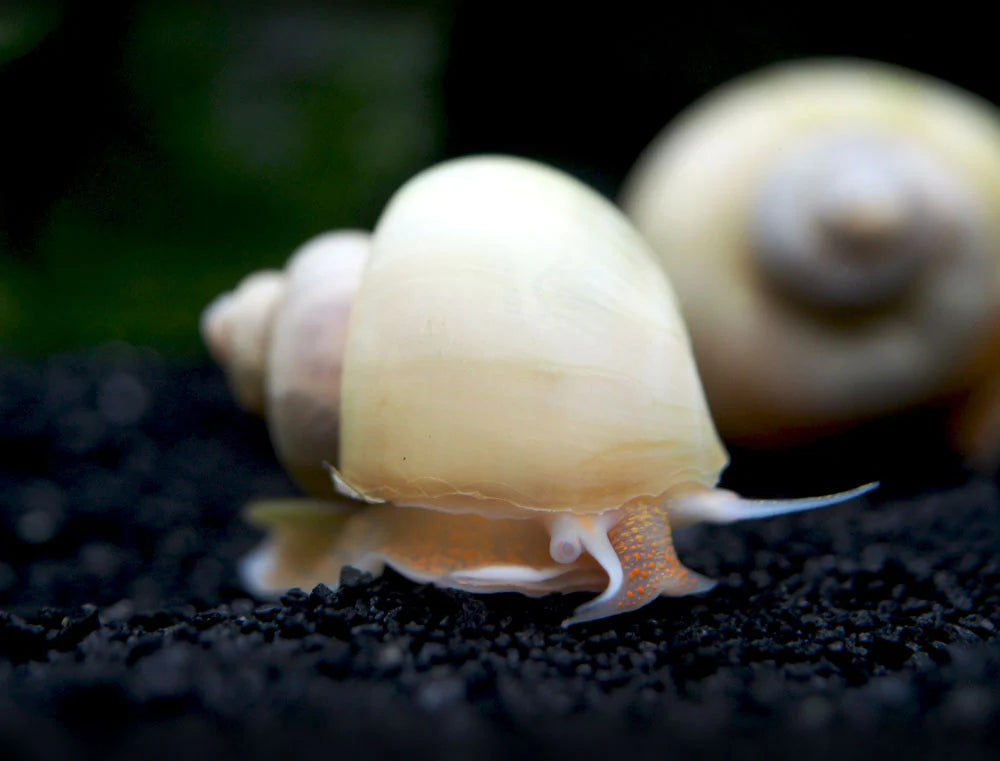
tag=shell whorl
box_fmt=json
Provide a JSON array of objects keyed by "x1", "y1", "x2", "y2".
[
  {"x1": 266, "y1": 231, "x2": 369, "y2": 496},
  {"x1": 752, "y1": 128, "x2": 979, "y2": 311},
  {"x1": 201, "y1": 231, "x2": 370, "y2": 495},
  {"x1": 337, "y1": 155, "x2": 727, "y2": 516}
]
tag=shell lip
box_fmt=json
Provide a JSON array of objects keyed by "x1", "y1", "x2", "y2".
[
  {"x1": 326, "y1": 463, "x2": 387, "y2": 505},
  {"x1": 327, "y1": 464, "x2": 684, "y2": 520}
]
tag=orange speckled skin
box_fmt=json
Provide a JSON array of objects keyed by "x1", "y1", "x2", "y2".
[{"x1": 609, "y1": 500, "x2": 713, "y2": 614}]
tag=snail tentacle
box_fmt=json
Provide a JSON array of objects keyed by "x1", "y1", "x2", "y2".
[{"x1": 668, "y1": 482, "x2": 879, "y2": 528}]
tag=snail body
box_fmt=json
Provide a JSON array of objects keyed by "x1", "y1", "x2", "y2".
[
  {"x1": 621, "y1": 59, "x2": 1000, "y2": 464},
  {"x1": 205, "y1": 155, "x2": 872, "y2": 624}
]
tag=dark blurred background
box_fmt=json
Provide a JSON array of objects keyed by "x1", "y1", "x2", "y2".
[{"x1": 0, "y1": 1, "x2": 996, "y2": 355}]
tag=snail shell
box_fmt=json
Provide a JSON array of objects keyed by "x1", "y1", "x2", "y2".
[
  {"x1": 201, "y1": 231, "x2": 370, "y2": 495},
  {"x1": 621, "y1": 58, "x2": 1000, "y2": 463},
  {"x1": 206, "y1": 155, "x2": 873, "y2": 624},
  {"x1": 336, "y1": 155, "x2": 727, "y2": 516}
]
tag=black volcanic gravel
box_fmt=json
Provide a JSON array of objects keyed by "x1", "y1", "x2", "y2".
[{"x1": 2, "y1": 345, "x2": 1000, "y2": 761}]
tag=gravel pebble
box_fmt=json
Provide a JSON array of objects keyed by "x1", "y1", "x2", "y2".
[{"x1": 2, "y1": 350, "x2": 1000, "y2": 761}]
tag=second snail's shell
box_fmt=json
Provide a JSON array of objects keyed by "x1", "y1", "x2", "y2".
[
  {"x1": 337, "y1": 155, "x2": 728, "y2": 517},
  {"x1": 621, "y1": 59, "x2": 1000, "y2": 447}
]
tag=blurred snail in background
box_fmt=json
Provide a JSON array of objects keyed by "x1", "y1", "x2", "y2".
[
  {"x1": 203, "y1": 155, "x2": 873, "y2": 625},
  {"x1": 621, "y1": 58, "x2": 1000, "y2": 469}
]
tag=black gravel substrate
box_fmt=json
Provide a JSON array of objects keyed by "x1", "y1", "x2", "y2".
[{"x1": 2, "y1": 346, "x2": 999, "y2": 761}]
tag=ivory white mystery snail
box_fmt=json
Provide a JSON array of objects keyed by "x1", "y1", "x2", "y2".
[{"x1": 203, "y1": 155, "x2": 874, "y2": 625}]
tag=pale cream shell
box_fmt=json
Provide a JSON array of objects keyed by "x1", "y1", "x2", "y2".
[
  {"x1": 200, "y1": 231, "x2": 370, "y2": 495},
  {"x1": 338, "y1": 155, "x2": 727, "y2": 517},
  {"x1": 266, "y1": 231, "x2": 370, "y2": 495},
  {"x1": 200, "y1": 270, "x2": 284, "y2": 415}
]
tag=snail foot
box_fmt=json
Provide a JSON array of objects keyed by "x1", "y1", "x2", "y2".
[{"x1": 562, "y1": 500, "x2": 714, "y2": 626}]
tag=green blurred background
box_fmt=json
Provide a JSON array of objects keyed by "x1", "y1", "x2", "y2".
[
  {"x1": 0, "y1": 1, "x2": 448, "y2": 354},
  {"x1": 1, "y1": 1, "x2": 995, "y2": 355}
]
